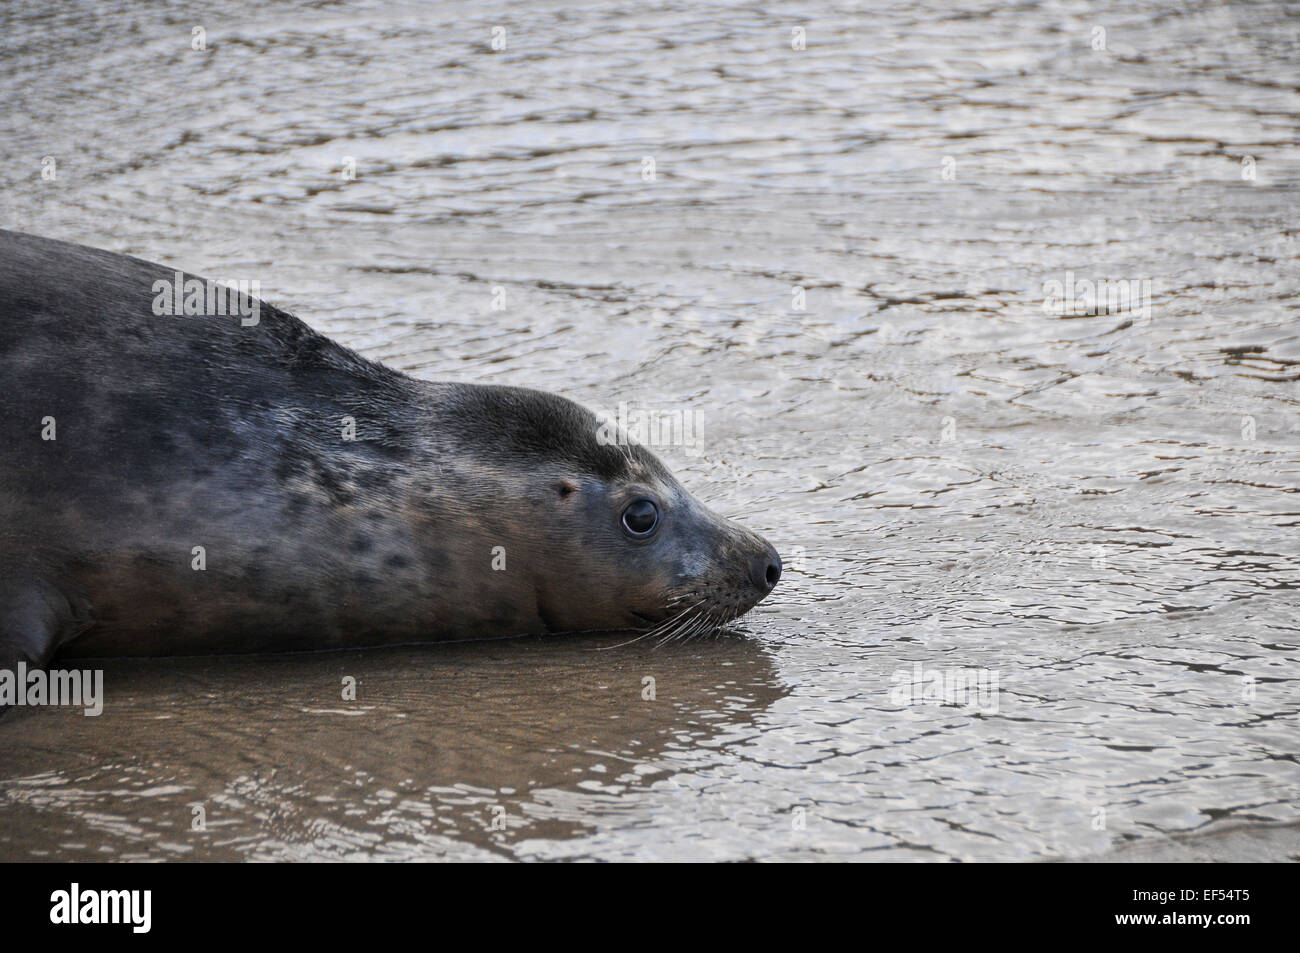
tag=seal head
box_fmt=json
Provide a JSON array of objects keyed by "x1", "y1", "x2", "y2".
[{"x1": 414, "y1": 383, "x2": 782, "y2": 640}]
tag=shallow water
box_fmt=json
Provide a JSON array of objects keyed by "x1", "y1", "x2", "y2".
[{"x1": 0, "y1": 0, "x2": 1297, "y2": 861}]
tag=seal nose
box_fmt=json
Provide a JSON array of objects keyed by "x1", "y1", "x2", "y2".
[{"x1": 750, "y1": 543, "x2": 782, "y2": 596}]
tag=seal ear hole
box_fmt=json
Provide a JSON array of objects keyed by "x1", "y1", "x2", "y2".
[{"x1": 556, "y1": 480, "x2": 578, "y2": 499}]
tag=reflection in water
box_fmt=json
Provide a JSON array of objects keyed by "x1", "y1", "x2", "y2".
[
  {"x1": 0, "y1": 0, "x2": 1297, "y2": 860},
  {"x1": 0, "y1": 635, "x2": 787, "y2": 861}
]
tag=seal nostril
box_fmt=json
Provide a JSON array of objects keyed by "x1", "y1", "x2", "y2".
[
  {"x1": 750, "y1": 546, "x2": 782, "y2": 595},
  {"x1": 766, "y1": 561, "x2": 781, "y2": 589}
]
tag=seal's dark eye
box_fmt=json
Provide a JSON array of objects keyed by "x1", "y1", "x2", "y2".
[{"x1": 621, "y1": 499, "x2": 659, "y2": 537}]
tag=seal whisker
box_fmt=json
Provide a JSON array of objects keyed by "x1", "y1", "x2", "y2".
[
  {"x1": 662, "y1": 603, "x2": 716, "y2": 647},
  {"x1": 598, "y1": 599, "x2": 704, "y2": 650},
  {"x1": 683, "y1": 611, "x2": 715, "y2": 643},
  {"x1": 686, "y1": 609, "x2": 724, "y2": 644},
  {"x1": 675, "y1": 609, "x2": 716, "y2": 645},
  {"x1": 652, "y1": 605, "x2": 702, "y2": 643},
  {"x1": 652, "y1": 605, "x2": 706, "y2": 649},
  {"x1": 665, "y1": 605, "x2": 707, "y2": 642},
  {"x1": 650, "y1": 600, "x2": 704, "y2": 638}
]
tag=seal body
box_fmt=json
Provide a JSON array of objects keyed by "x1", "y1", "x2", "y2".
[{"x1": 0, "y1": 230, "x2": 780, "y2": 666}]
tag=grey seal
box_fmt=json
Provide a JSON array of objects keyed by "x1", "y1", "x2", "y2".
[{"x1": 0, "y1": 229, "x2": 781, "y2": 670}]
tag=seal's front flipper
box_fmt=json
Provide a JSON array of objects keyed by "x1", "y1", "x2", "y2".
[{"x1": 0, "y1": 573, "x2": 90, "y2": 715}]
